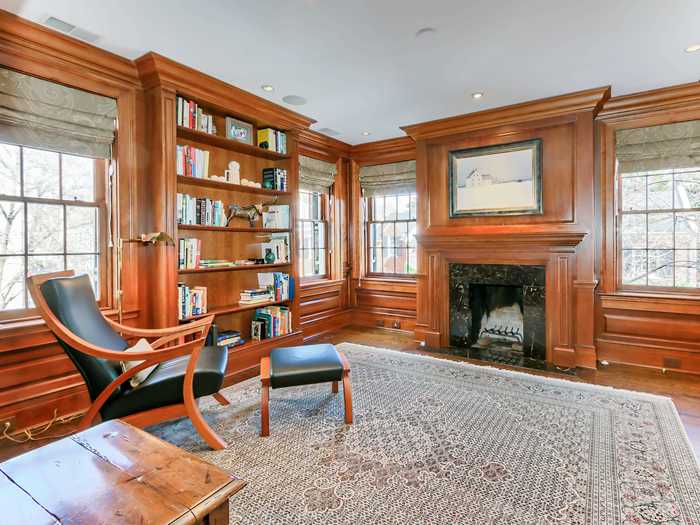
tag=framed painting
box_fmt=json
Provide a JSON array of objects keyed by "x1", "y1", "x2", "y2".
[{"x1": 448, "y1": 139, "x2": 543, "y2": 217}]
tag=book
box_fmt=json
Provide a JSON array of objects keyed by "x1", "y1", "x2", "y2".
[
  {"x1": 262, "y1": 168, "x2": 287, "y2": 191},
  {"x1": 177, "y1": 283, "x2": 207, "y2": 320},
  {"x1": 260, "y1": 232, "x2": 290, "y2": 263},
  {"x1": 257, "y1": 128, "x2": 287, "y2": 154},
  {"x1": 176, "y1": 194, "x2": 226, "y2": 227},
  {"x1": 176, "y1": 96, "x2": 214, "y2": 133},
  {"x1": 178, "y1": 238, "x2": 201, "y2": 269}
]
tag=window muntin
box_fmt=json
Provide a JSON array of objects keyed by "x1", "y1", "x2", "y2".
[
  {"x1": 0, "y1": 143, "x2": 107, "y2": 315},
  {"x1": 619, "y1": 166, "x2": 700, "y2": 289},
  {"x1": 297, "y1": 190, "x2": 328, "y2": 279},
  {"x1": 366, "y1": 193, "x2": 417, "y2": 276}
]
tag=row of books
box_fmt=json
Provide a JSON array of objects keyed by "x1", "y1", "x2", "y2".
[
  {"x1": 252, "y1": 306, "x2": 291, "y2": 341},
  {"x1": 178, "y1": 238, "x2": 201, "y2": 270},
  {"x1": 176, "y1": 145, "x2": 210, "y2": 178},
  {"x1": 177, "y1": 193, "x2": 226, "y2": 227},
  {"x1": 257, "y1": 128, "x2": 287, "y2": 154},
  {"x1": 177, "y1": 96, "x2": 215, "y2": 134},
  {"x1": 177, "y1": 283, "x2": 207, "y2": 320},
  {"x1": 262, "y1": 168, "x2": 288, "y2": 191}
]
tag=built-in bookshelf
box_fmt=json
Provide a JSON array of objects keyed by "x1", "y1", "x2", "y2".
[{"x1": 170, "y1": 90, "x2": 302, "y2": 367}]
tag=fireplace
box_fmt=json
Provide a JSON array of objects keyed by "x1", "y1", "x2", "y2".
[{"x1": 449, "y1": 264, "x2": 546, "y2": 368}]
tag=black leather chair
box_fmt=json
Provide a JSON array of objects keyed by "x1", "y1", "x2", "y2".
[
  {"x1": 28, "y1": 270, "x2": 230, "y2": 450},
  {"x1": 259, "y1": 344, "x2": 352, "y2": 436}
]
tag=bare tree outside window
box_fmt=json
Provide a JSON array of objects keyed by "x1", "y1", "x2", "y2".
[
  {"x1": 619, "y1": 167, "x2": 700, "y2": 289},
  {"x1": 366, "y1": 193, "x2": 417, "y2": 275},
  {"x1": 0, "y1": 142, "x2": 106, "y2": 315}
]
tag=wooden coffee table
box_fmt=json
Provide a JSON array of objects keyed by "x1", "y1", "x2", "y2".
[{"x1": 0, "y1": 419, "x2": 245, "y2": 524}]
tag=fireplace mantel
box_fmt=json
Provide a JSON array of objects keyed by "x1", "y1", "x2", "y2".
[
  {"x1": 415, "y1": 229, "x2": 593, "y2": 369},
  {"x1": 416, "y1": 230, "x2": 588, "y2": 250}
]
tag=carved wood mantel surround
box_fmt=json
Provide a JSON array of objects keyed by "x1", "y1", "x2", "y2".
[{"x1": 402, "y1": 87, "x2": 611, "y2": 369}]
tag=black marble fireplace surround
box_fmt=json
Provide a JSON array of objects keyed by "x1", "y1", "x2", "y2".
[{"x1": 449, "y1": 264, "x2": 548, "y2": 370}]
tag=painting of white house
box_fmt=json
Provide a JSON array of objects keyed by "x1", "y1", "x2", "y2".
[{"x1": 449, "y1": 139, "x2": 542, "y2": 216}]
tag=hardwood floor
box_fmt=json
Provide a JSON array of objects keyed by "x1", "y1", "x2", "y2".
[
  {"x1": 316, "y1": 325, "x2": 700, "y2": 458},
  {"x1": 1, "y1": 325, "x2": 698, "y2": 461}
]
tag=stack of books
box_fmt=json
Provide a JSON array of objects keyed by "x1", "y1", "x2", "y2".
[
  {"x1": 178, "y1": 238, "x2": 201, "y2": 270},
  {"x1": 257, "y1": 128, "x2": 287, "y2": 154},
  {"x1": 177, "y1": 283, "x2": 207, "y2": 320},
  {"x1": 217, "y1": 330, "x2": 243, "y2": 349},
  {"x1": 262, "y1": 168, "x2": 287, "y2": 191},
  {"x1": 251, "y1": 306, "x2": 291, "y2": 340},
  {"x1": 239, "y1": 288, "x2": 273, "y2": 305},
  {"x1": 176, "y1": 96, "x2": 215, "y2": 134},
  {"x1": 176, "y1": 145, "x2": 210, "y2": 178},
  {"x1": 258, "y1": 272, "x2": 291, "y2": 301},
  {"x1": 198, "y1": 260, "x2": 234, "y2": 269},
  {"x1": 177, "y1": 193, "x2": 226, "y2": 226}
]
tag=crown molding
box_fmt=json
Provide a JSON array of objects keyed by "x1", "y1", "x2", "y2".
[
  {"x1": 401, "y1": 86, "x2": 611, "y2": 141},
  {"x1": 416, "y1": 230, "x2": 588, "y2": 250},
  {"x1": 298, "y1": 128, "x2": 351, "y2": 161},
  {"x1": 135, "y1": 52, "x2": 315, "y2": 131},
  {"x1": 597, "y1": 81, "x2": 700, "y2": 121},
  {"x1": 350, "y1": 136, "x2": 416, "y2": 165},
  {"x1": 0, "y1": 9, "x2": 140, "y2": 89}
]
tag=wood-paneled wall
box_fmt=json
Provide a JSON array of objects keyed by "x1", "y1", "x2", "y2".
[
  {"x1": 348, "y1": 137, "x2": 418, "y2": 334},
  {"x1": 297, "y1": 130, "x2": 354, "y2": 339},
  {"x1": 0, "y1": 11, "x2": 148, "y2": 433},
  {"x1": 596, "y1": 82, "x2": 700, "y2": 374}
]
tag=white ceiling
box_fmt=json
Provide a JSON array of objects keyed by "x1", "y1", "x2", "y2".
[{"x1": 3, "y1": 0, "x2": 699, "y2": 144}]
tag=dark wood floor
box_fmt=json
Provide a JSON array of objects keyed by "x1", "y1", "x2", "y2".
[
  {"x1": 1, "y1": 325, "x2": 698, "y2": 461},
  {"x1": 316, "y1": 325, "x2": 700, "y2": 458}
]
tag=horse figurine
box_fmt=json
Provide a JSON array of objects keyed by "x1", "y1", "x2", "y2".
[{"x1": 226, "y1": 197, "x2": 278, "y2": 227}]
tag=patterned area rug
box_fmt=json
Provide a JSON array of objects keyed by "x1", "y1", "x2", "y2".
[{"x1": 150, "y1": 343, "x2": 700, "y2": 524}]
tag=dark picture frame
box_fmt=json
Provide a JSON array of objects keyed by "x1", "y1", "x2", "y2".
[{"x1": 448, "y1": 139, "x2": 543, "y2": 217}]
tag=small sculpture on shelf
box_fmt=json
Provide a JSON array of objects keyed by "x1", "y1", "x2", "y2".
[
  {"x1": 226, "y1": 197, "x2": 278, "y2": 227},
  {"x1": 224, "y1": 160, "x2": 240, "y2": 184}
]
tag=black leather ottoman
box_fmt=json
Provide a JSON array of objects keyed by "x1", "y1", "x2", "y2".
[{"x1": 260, "y1": 344, "x2": 352, "y2": 436}]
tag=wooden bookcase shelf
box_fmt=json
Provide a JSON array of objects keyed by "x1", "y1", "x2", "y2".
[
  {"x1": 177, "y1": 224, "x2": 290, "y2": 233},
  {"x1": 180, "y1": 299, "x2": 291, "y2": 322},
  {"x1": 177, "y1": 175, "x2": 291, "y2": 196},
  {"x1": 177, "y1": 126, "x2": 290, "y2": 161},
  {"x1": 178, "y1": 262, "x2": 291, "y2": 274}
]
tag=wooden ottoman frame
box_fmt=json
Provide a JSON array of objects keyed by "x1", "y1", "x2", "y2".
[{"x1": 260, "y1": 351, "x2": 352, "y2": 437}]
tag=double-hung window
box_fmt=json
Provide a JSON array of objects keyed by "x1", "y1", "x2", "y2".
[
  {"x1": 366, "y1": 193, "x2": 417, "y2": 276},
  {"x1": 298, "y1": 190, "x2": 328, "y2": 279},
  {"x1": 0, "y1": 143, "x2": 108, "y2": 316}
]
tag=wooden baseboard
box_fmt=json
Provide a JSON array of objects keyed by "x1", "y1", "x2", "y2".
[{"x1": 301, "y1": 309, "x2": 353, "y2": 341}]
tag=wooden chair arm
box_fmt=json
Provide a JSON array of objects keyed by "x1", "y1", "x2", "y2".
[{"x1": 103, "y1": 315, "x2": 214, "y2": 339}]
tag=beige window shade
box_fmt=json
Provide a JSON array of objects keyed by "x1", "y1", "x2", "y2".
[
  {"x1": 616, "y1": 120, "x2": 700, "y2": 174},
  {"x1": 299, "y1": 155, "x2": 337, "y2": 192},
  {"x1": 359, "y1": 160, "x2": 416, "y2": 196},
  {"x1": 0, "y1": 67, "x2": 117, "y2": 159}
]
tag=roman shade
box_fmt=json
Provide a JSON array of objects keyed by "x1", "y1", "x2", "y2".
[
  {"x1": 359, "y1": 160, "x2": 416, "y2": 196},
  {"x1": 616, "y1": 120, "x2": 700, "y2": 174},
  {"x1": 299, "y1": 155, "x2": 337, "y2": 192},
  {"x1": 0, "y1": 67, "x2": 117, "y2": 158}
]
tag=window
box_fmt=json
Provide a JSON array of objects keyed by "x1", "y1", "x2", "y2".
[
  {"x1": 297, "y1": 190, "x2": 328, "y2": 279},
  {"x1": 366, "y1": 193, "x2": 417, "y2": 275},
  {"x1": 619, "y1": 166, "x2": 700, "y2": 289},
  {"x1": 0, "y1": 143, "x2": 109, "y2": 316}
]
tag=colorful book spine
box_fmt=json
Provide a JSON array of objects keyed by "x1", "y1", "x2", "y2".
[
  {"x1": 176, "y1": 96, "x2": 214, "y2": 134},
  {"x1": 176, "y1": 145, "x2": 210, "y2": 178},
  {"x1": 177, "y1": 283, "x2": 207, "y2": 320},
  {"x1": 176, "y1": 193, "x2": 226, "y2": 227},
  {"x1": 257, "y1": 128, "x2": 287, "y2": 154},
  {"x1": 178, "y1": 238, "x2": 202, "y2": 269}
]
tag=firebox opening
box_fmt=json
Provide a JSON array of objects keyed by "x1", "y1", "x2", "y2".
[{"x1": 469, "y1": 284, "x2": 524, "y2": 353}]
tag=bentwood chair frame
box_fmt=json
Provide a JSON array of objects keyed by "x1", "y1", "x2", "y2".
[{"x1": 27, "y1": 270, "x2": 229, "y2": 450}]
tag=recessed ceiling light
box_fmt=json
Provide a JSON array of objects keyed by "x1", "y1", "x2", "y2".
[
  {"x1": 472, "y1": 92, "x2": 484, "y2": 99},
  {"x1": 361, "y1": 131, "x2": 371, "y2": 137},
  {"x1": 261, "y1": 84, "x2": 274, "y2": 92},
  {"x1": 415, "y1": 27, "x2": 437, "y2": 38},
  {"x1": 282, "y1": 95, "x2": 307, "y2": 106},
  {"x1": 685, "y1": 44, "x2": 700, "y2": 53}
]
